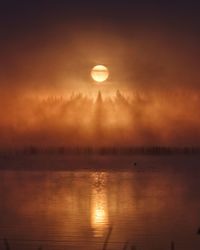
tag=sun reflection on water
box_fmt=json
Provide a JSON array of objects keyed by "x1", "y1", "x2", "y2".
[{"x1": 91, "y1": 172, "x2": 109, "y2": 237}]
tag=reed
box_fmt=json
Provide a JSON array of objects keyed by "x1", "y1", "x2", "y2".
[
  {"x1": 122, "y1": 241, "x2": 129, "y2": 250},
  {"x1": 3, "y1": 238, "x2": 10, "y2": 250},
  {"x1": 171, "y1": 241, "x2": 175, "y2": 250},
  {"x1": 102, "y1": 227, "x2": 113, "y2": 250},
  {"x1": 131, "y1": 246, "x2": 137, "y2": 250}
]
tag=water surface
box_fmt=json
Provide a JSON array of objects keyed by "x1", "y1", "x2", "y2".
[{"x1": 0, "y1": 156, "x2": 200, "y2": 250}]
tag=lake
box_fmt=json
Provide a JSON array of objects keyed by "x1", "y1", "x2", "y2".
[{"x1": 0, "y1": 156, "x2": 200, "y2": 250}]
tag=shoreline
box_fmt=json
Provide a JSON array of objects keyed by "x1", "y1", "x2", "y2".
[{"x1": 1, "y1": 154, "x2": 200, "y2": 171}]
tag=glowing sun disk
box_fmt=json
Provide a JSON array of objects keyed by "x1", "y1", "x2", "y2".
[{"x1": 91, "y1": 65, "x2": 109, "y2": 83}]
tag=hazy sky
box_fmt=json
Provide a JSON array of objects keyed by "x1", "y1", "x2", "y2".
[
  {"x1": 1, "y1": 1, "x2": 200, "y2": 96},
  {"x1": 0, "y1": 1, "x2": 200, "y2": 147}
]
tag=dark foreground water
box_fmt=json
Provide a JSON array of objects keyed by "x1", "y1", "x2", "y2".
[{"x1": 0, "y1": 156, "x2": 200, "y2": 250}]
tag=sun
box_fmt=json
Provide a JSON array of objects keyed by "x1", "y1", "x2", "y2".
[{"x1": 91, "y1": 65, "x2": 109, "y2": 83}]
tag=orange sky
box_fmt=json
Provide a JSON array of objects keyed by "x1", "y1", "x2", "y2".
[{"x1": 0, "y1": 1, "x2": 200, "y2": 147}]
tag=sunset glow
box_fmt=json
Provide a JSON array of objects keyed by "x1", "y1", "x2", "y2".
[
  {"x1": 91, "y1": 65, "x2": 109, "y2": 83},
  {"x1": 91, "y1": 172, "x2": 108, "y2": 237},
  {"x1": 1, "y1": 1, "x2": 200, "y2": 250},
  {"x1": 0, "y1": 2, "x2": 199, "y2": 148},
  {"x1": 0, "y1": 89, "x2": 200, "y2": 147}
]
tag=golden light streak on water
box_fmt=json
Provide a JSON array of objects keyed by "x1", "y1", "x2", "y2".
[{"x1": 91, "y1": 172, "x2": 109, "y2": 237}]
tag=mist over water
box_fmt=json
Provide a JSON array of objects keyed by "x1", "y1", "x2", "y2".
[
  {"x1": 0, "y1": 89, "x2": 200, "y2": 147},
  {"x1": 1, "y1": 2, "x2": 200, "y2": 147},
  {"x1": 1, "y1": 158, "x2": 200, "y2": 250},
  {"x1": 1, "y1": 2, "x2": 200, "y2": 250}
]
